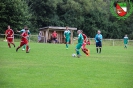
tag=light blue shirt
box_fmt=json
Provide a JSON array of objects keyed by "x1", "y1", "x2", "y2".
[{"x1": 95, "y1": 34, "x2": 102, "y2": 42}]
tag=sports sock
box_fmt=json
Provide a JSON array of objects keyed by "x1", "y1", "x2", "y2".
[
  {"x1": 8, "y1": 43, "x2": 11, "y2": 48},
  {"x1": 99, "y1": 48, "x2": 101, "y2": 53},
  {"x1": 66, "y1": 44, "x2": 68, "y2": 48},
  {"x1": 96, "y1": 48, "x2": 98, "y2": 53},
  {"x1": 26, "y1": 45, "x2": 29, "y2": 52},
  {"x1": 23, "y1": 45, "x2": 26, "y2": 49},
  {"x1": 11, "y1": 43, "x2": 15, "y2": 47},
  {"x1": 76, "y1": 49, "x2": 80, "y2": 55},
  {"x1": 16, "y1": 46, "x2": 20, "y2": 52}
]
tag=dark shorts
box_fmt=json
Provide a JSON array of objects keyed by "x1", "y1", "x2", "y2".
[
  {"x1": 52, "y1": 38, "x2": 57, "y2": 41},
  {"x1": 96, "y1": 42, "x2": 102, "y2": 47}
]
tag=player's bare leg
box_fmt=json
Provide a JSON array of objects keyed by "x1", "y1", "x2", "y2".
[
  {"x1": 16, "y1": 43, "x2": 24, "y2": 52},
  {"x1": 81, "y1": 45, "x2": 89, "y2": 56},
  {"x1": 7, "y1": 42, "x2": 11, "y2": 48},
  {"x1": 11, "y1": 43, "x2": 15, "y2": 47}
]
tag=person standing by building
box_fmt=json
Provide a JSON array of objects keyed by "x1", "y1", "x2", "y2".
[
  {"x1": 123, "y1": 34, "x2": 128, "y2": 49},
  {"x1": 95, "y1": 30, "x2": 103, "y2": 53},
  {"x1": 5, "y1": 25, "x2": 15, "y2": 48},
  {"x1": 64, "y1": 26, "x2": 71, "y2": 49},
  {"x1": 51, "y1": 31, "x2": 58, "y2": 43}
]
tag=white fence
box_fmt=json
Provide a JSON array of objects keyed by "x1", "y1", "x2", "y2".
[{"x1": 0, "y1": 34, "x2": 133, "y2": 46}]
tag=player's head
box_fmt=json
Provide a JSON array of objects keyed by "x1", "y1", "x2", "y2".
[
  {"x1": 125, "y1": 34, "x2": 127, "y2": 37},
  {"x1": 7, "y1": 25, "x2": 10, "y2": 29},
  {"x1": 81, "y1": 30, "x2": 83, "y2": 34},
  {"x1": 97, "y1": 30, "x2": 101, "y2": 34},
  {"x1": 66, "y1": 26, "x2": 68, "y2": 30},
  {"x1": 24, "y1": 26, "x2": 28, "y2": 30},
  {"x1": 77, "y1": 30, "x2": 81, "y2": 34},
  {"x1": 25, "y1": 28, "x2": 28, "y2": 32},
  {"x1": 54, "y1": 31, "x2": 56, "y2": 33}
]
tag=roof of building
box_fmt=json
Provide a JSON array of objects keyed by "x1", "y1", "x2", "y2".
[{"x1": 39, "y1": 26, "x2": 77, "y2": 31}]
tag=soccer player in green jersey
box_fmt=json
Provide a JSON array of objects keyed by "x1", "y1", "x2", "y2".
[
  {"x1": 64, "y1": 26, "x2": 71, "y2": 49},
  {"x1": 17, "y1": 26, "x2": 31, "y2": 50},
  {"x1": 75, "y1": 30, "x2": 83, "y2": 58},
  {"x1": 123, "y1": 34, "x2": 128, "y2": 49}
]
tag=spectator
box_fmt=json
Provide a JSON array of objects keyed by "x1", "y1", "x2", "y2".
[{"x1": 51, "y1": 31, "x2": 58, "y2": 43}]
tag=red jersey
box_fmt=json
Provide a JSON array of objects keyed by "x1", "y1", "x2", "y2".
[
  {"x1": 5, "y1": 29, "x2": 14, "y2": 38},
  {"x1": 21, "y1": 32, "x2": 28, "y2": 41},
  {"x1": 82, "y1": 34, "x2": 87, "y2": 42},
  {"x1": 52, "y1": 32, "x2": 57, "y2": 38}
]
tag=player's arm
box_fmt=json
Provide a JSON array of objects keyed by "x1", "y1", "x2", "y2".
[
  {"x1": 16, "y1": 30, "x2": 21, "y2": 33},
  {"x1": 11, "y1": 29, "x2": 14, "y2": 37},
  {"x1": 94, "y1": 35, "x2": 97, "y2": 42},
  {"x1": 100, "y1": 35, "x2": 103, "y2": 40}
]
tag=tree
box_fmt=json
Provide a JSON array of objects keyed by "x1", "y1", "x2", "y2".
[{"x1": 0, "y1": 0, "x2": 31, "y2": 33}]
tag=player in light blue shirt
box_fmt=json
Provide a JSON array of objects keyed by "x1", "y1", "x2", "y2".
[{"x1": 95, "y1": 30, "x2": 103, "y2": 53}]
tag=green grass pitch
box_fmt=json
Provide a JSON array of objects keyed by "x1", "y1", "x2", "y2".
[{"x1": 0, "y1": 41, "x2": 133, "y2": 88}]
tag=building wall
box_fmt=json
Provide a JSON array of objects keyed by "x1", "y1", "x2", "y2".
[{"x1": 40, "y1": 29, "x2": 73, "y2": 44}]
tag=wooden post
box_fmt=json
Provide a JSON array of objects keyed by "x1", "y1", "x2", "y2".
[
  {"x1": 70, "y1": 30, "x2": 73, "y2": 44},
  {"x1": 45, "y1": 29, "x2": 49, "y2": 43}
]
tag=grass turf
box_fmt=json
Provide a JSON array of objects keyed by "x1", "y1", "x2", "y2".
[{"x1": 0, "y1": 41, "x2": 133, "y2": 88}]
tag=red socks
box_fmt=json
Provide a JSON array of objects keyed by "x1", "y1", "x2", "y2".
[{"x1": 26, "y1": 45, "x2": 29, "y2": 52}]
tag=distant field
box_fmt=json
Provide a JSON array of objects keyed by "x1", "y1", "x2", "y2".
[{"x1": 0, "y1": 41, "x2": 133, "y2": 88}]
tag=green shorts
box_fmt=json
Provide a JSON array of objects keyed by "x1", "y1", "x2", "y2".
[
  {"x1": 76, "y1": 43, "x2": 83, "y2": 49},
  {"x1": 65, "y1": 37, "x2": 70, "y2": 43}
]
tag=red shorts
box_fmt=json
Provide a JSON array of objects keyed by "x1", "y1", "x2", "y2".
[
  {"x1": 7, "y1": 37, "x2": 13, "y2": 43},
  {"x1": 20, "y1": 39, "x2": 28, "y2": 46},
  {"x1": 82, "y1": 42, "x2": 86, "y2": 49}
]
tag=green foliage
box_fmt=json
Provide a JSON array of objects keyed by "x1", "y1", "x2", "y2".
[
  {"x1": 0, "y1": 0, "x2": 31, "y2": 33},
  {"x1": 0, "y1": 0, "x2": 133, "y2": 39}
]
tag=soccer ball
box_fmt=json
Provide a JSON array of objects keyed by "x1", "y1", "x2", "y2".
[{"x1": 72, "y1": 54, "x2": 76, "y2": 57}]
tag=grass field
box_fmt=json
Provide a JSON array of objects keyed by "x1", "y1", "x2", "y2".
[{"x1": 0, "y1": 41, "x2": 133, "y2": 88}]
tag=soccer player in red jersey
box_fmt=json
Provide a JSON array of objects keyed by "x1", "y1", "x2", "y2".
[
  {"x1": 5, "y1": 25, "x2": 15, "y2": 48},
  {"x1": 81, "y1": 31, "x2": 90, "y2": 56},
  {"x1": 16, "y1": 29, "x2": 30, "y2": 53}
]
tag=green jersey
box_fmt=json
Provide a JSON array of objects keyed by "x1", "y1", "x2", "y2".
[
  {"x1": 78, "y1": 33, "x2": 83, "y2": 44},
  {"x1": 124, "y1": 36, "x2": 128, "y2": 44},
  {"x1": 64, "y1": 30, "x2": 71, "y2": 38},
  {"x1": 20, "y1": 29, "x2": 31, "y2": 35}
]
